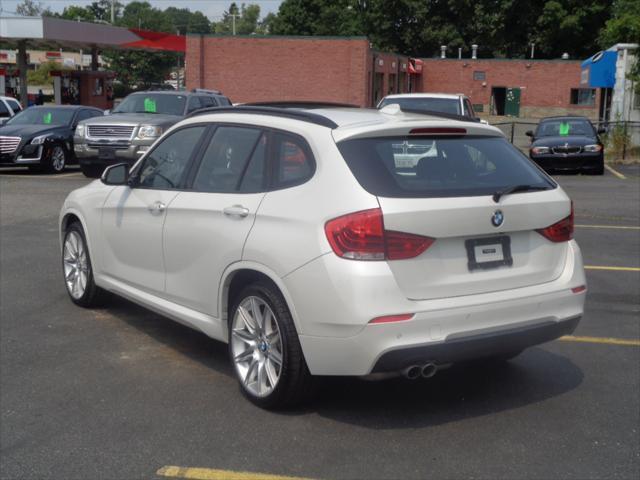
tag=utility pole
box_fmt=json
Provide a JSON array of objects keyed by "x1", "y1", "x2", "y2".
[
  {"x1": 530, "y1": 43, "x2": 535, "y2": 59},
  {"x1": 230, "y1": 13, "x2": 240, "y2": 35},
  {"x1": 111, "y1": 0, "x2": 115, "y2": 24}
]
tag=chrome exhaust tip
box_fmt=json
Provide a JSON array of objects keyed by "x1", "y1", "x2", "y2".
[
  {"x1": 421, "y1": 363, "x2": 437, "y2": 379},
  {"x1": 402, "y1": 365, "x2": 421, "y2": 380}
]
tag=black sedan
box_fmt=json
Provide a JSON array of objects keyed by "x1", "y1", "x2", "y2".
[
  {"x1": 0, "y1": 105, "x2": 103, "y2": 173},
  {"x1": 527, "y1": 116, "x2": 605, "y2": 175}
]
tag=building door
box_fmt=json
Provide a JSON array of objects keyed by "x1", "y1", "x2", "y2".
[
  {"x1": 505, "y1": 87, "x2": 521, "y2": 117},
  {"x1": 373, "y1": 72, "x2": 384, "y2": 106},
  {"x1": 491, "y1": 87, "x2": 506, "y2": 115}
]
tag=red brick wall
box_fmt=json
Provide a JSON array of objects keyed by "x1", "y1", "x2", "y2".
[
  {"x1": 186, "y1": 36, "x2": 371, "y2": 106},
  {"x1": 419, "y1": 58, "x2": 598, "y2": 118}
]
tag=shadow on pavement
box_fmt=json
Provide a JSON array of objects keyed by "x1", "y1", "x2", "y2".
[{"x1": 101, "y1": 294, "x2": 584, "y2": 430}]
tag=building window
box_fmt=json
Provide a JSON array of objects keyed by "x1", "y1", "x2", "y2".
[
  {"x1": 570, "y1": 88, "x2": 596, "y2": 106},
  {"x1": 473, "y1": 71, "x2": 486, "y2": 81}
]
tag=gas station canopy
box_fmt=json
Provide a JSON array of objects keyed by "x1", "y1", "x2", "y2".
[{"x1": 0, "y1": 16, "x2": 185, "y2": 52}]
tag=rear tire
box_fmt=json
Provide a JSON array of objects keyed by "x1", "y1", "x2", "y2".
[
  {"x1": 62, "y1": 221, "x2": 108, "y2": 307},
  {"x1": 228, "y1": 281, "x2": 314, "y2": 409},
  {"x1": 80, "y1": 164, "x2": 103, "y2": 178}
]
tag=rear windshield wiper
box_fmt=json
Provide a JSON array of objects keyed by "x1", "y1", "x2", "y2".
[{"x1": 493, "y1": 184, "x2": 548, "y2": 203}]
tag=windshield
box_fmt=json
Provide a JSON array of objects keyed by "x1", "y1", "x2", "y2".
[
  {"x1": 337, "y1": 135, "x2": 554, "y2": 198},
  {"x1": 379, "y1": 97, "x2": 462, "y2": 115},
  {"x1": 113, "y1": 93, "x2": 186, "y2": 116},
  {"x1": 6, "y1": 108, "x2": 74, "y2": 126},
  {"x1": 535, "y1": 119, "x2": 594, "y2": 137}
]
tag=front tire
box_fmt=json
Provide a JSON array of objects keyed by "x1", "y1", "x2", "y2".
[
  {"x1": 228, "y1": 281, "x2": 313, "y2": 409},
  {"x1": 62, "y1": 222, "x2": 108, "y2": 307},
  {"x1": 45, "y1": 144, "x2": 67, "y2": 173}
]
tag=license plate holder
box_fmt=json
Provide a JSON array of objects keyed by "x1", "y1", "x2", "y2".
[
  {"x1": 98, "y1": 147, "x2": 116, "y2": 160},
  {"x1": 465, "y1": 236, "x2": 513, "y2": 271}
]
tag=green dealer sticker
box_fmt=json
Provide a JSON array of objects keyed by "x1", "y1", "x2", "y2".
[
  {"x1": 43, "y1": 112, "x2": 52, "y2": 124},
  {"x1": 144, "y1": 97, "x2": 157, "y2": 113},
  {"x1": 559, "y1": 122, "x2": 570, "y2": 136}
]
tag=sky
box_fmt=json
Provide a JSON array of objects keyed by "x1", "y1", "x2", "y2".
[{"x1": 0, "y1": 0, "x2": 284, "y2": 21}]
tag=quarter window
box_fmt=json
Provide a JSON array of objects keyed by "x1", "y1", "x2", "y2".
[
  {"x1": 7, "y1": 99, "x2": 21, "y2": 114},
  {"x1": 192, "y1": 126, "x2": 263, "y2": 193},
  {"x1": 273, "y1": 132, "x2": 314, "y2": 188},
  {"x1": 137, "y1": 126, "x2": 206, "y2": 189}
]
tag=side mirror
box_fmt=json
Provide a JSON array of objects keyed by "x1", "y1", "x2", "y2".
[
  {"x1": 104, "y1": 109, "x2": 110, "y2": 115},
  {"x1": 101, "y1": 163, "x2": 130, "y2": 186},
  {"x1": 525, "y1": 130, "x2": 534, "y2": 137},
  {"x1": 597, "y1": 127, "x2": 606, "y2": 135}
]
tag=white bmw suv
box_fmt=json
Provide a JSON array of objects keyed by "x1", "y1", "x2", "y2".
[{"x1": 59, "y1": 104, "x2": 586, "y2": 408}]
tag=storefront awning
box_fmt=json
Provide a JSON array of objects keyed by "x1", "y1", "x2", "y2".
[{"x1": 581, "y1": 50, "x2": 616, "y2": 88}]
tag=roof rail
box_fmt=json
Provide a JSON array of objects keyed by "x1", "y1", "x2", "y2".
[
  {"x1": 244, "y1": 101, "x2": 360, "y2": 109},
  {"x1": 187, "y1": 106, "x2": 339, "y2": 129},
  {"x1": 192, "y1": 88, "x2": 222, "y2": 95},
  {"x1": 396, "y1": 106, "x2": 481, "y2": 123}
]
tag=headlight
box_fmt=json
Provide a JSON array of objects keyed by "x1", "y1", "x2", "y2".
[
  {"x1": 531, "y1": 146, "x2": 550, "y2": 155},
  {"x1": 138, "y1": 125, "x2": 162, "y2": 139},
  {"x1": 30, "y1": 135, "x2": 49, "y2": 145},
  {"x1": 583, "y1": 144, "x2": 603, "y2": 152},
  {"x1": 75, "y1": 124, "x2": 85, "y2": 137}
]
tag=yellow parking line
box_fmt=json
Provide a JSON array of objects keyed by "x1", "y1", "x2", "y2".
[
  {"x1": 585, "y1": 265, "x2": 640, "y2": 272},
  {"x1": 560, "y1": 335, "x2": 640, "y2": 346},
  {"x1": 576, "y1": 224, "x2": 640, "y2": 230},
  {"x1": 605, "y1": 164, "x2": 627, "y2": 179},
  {"x1": 157, "y1": 466, "x2": 314, "y2": 480}
]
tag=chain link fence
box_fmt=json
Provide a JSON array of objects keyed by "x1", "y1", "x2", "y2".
[{"x1": 491, "y1": 120, "x2": 640, "y2": 162}]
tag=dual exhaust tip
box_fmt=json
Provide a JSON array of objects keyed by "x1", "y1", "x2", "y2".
[{"x1": 402, "y1": 363, "x2": 438, "y2": 380}]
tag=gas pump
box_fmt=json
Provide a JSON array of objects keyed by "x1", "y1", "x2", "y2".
[
  {"x1": 0, "y1": 68, "x2": 22, "y2": 99},
  {"x1": 51, "y1": 70, "x2": 114, "y2": 109}
]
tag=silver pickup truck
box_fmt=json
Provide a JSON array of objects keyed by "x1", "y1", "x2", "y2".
[{"x1": 74, "y1": 89, "x2": 231, "y2": 177}]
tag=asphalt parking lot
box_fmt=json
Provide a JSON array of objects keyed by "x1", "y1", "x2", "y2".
[{"x1": 1, "y1": 166, "x2": 638, "y2": 480}]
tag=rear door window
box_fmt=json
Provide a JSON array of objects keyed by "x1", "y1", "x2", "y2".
[
  {"x1": 7, "y1": 99, "x2": 21, "y2": 114},
  {"x1": 192, "y1": 126, "x2": 263, "y2": 193},
  {"x1": 0, "y1": 101, "x2": 9, "y2": 118},
  {"x1": 337, "y1": 136, "x2": 554, "y2": 198}
]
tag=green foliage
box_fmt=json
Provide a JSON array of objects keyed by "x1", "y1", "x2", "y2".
[
  {"x1": 27, "y1": 61, "x2": 73, "y2": 87},
  {"x1": 15, "y1": 0, "x2": 51, "y2": 16},
  {"x1": 212, "y1": 3, "x2": 263, "y2": 35},
  {"x1": 600, "y1": 0, "x2": 640, "y2": 94},
  {"x1": 269, "y1": 0, "x2": 363, "y2": 36}
]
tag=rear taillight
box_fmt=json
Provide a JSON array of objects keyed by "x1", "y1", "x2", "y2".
[
  {"x1": 325, "y1": 208, "x2": 434, "y2": 261},
  {"x1": 536, "y1": 203, "x2": 574, "y2": 242}
]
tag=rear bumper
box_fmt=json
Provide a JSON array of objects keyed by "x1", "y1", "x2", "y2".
[
  {"x1": 288, "y1": 240, "x2": 586, "y2": 376},
  {"x1": 372, "y1": 316, "x2": 580, "y2": 372}
]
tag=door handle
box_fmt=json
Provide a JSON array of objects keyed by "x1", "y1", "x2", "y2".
[
  {"x1": 147, "y1": 201, "x2": 166, "y2": 214},
  {"x1": 223, "y1": 205, "x2": 249, "y2": 218}
]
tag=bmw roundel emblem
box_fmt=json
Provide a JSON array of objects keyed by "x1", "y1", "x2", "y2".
[{"x1": 491, "y1": 210, "x2": 504, "y2": 227}]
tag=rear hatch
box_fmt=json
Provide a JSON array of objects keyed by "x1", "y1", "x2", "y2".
[{"x1": 336, "y1": 130, "x2": 571, "y2": 300}]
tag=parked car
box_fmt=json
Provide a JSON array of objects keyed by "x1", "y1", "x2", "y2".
[
  {"x1": 0, "y1": 105, "x2": 103, "y2": 173},
  {"x1": 527, "y1": 116, "x2": 605, "y2": 175},
  {"x1": 0, "y1": 95, "x2": 23, "y2": 125},
  {"x1": 74, "y1": 89, "x2": 232, "y2": 178},
  {"x1": 60, "y1": 105, "x2": 586, "y2": 408},
  {"x1": 378, "y1": 93, "x2": 481, "y2": 121}
]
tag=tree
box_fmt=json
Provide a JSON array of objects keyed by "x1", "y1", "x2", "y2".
[
  {"x1": 15, "y1": 0, "x2": 52, "y2": 17},
  {"x1": 165, "y1": 7, "x2": 211, "y2": 35},
  {"x1": 27, "y1": 61, "x2": 72, "y2": 87},
  {"x1": 600, "y1": 0, "x2": 640, "y2": 94},
  {"x1": 269, "y1": 0, "x2": 363, "y2": 36},
  {"x1": 213, "y1": 3, "x2": 263, "y2": 35}
]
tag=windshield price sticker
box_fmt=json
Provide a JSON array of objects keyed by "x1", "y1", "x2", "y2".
[{"x1": 143, "y1": 97, "x2": 157, "y2": 113}]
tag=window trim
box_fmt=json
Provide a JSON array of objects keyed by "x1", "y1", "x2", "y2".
[{"x1": 130, "y1": 123, "x2": 210, "y2": 191}]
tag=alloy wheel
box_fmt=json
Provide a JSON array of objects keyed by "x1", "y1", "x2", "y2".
[
  {"x1": 63, "y1": 231, "x2": 88, "y2": 299},
  {"x1": 51, "y1": 146, "x2": 66, "y2": 172},
  {"x1": 231, "y1": 296, "x2": 283, "y2": 397}
]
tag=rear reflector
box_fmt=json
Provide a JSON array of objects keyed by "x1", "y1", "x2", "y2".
[
  {"x1": 409, "y1": 127, "x2": 467, "y2": 135},
  {"x1": 369, "y1": 314, "x2": 414, "y2": 324},
  {"x1": 571, "y1": 285, "x2": 587, "y2": 294},
  {"x1": 536, "y1": 202, "x2": 574, "y2": 242},
  {"x1": 325, "y1": 208, "x2": 434, "y2": 261}
]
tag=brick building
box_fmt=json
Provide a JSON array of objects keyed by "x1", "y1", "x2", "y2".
[{"x1": 185, "y1": 35, "x2": 595, "y2": 119}]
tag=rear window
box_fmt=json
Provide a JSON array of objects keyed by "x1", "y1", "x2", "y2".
[
  {"x1": 379, "y1": 97, "x2": 461, "y2": 115},
  {"x1": 337, "y1": 136, "x2": 554, "y2": 198}
]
